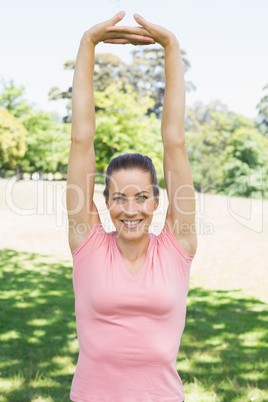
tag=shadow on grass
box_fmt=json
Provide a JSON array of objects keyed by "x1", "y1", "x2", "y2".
[
  {"x1": 0, "y1": 248, "x2": 267, "y2": 402},
  {"x1": 0, "y1": 249, "x2": 76, "y2": 401},
  {"x1": 180, "y1": 287, "x2": 268, "y2": 401}
]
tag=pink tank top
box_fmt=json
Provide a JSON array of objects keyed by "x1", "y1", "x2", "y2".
[{"x1": 70, "y1": 220, "x2": 195, "y2": 402}]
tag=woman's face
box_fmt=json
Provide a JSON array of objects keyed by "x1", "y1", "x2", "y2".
[{"x1": 105, "y1": 168, "x2": 159, "y2": 241}]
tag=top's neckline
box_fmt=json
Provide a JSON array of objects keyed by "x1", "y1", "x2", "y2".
[{"x1": 112, "y1": 232, "x2": 153, "y2": 280}]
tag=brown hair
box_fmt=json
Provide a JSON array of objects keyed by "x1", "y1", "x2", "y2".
[{"x1": 103, "y1": 153, "x2": 159, "y2": 200}]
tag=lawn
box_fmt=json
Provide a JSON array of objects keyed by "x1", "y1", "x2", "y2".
[{"x1": 0, "y1": 248, "x2": 267, "y2": 402}]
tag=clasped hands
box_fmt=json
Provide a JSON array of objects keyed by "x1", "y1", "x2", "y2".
[{"x1": 87, "y1": 11, "x2": 177, "y2": 49}]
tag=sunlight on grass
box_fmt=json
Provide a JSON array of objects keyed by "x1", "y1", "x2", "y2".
[
  {"x1": 246, "y1": 387, "x2": 268, "y2": 402},
  {"x1": 0, "y1": 330, "x2": 20, "y2": 341},
  {"x1": 27, "y1": 318, "x2": 52, "y2": 326},
  {"x1": 63, "y1": 338, "x2": 79, "y2": 354},
  {"x1": 13, "y1": 300, "x2": 36, "y2": 308},
  {"x1": 181, "y1": 287, "x2": 268, "y2": 401},
  {"x1": 0, "y1": 375, "x2": 24, "y2": 391},
  {"x1": 240, "y1": 329, "x2": 266, "y2": 347},
  {"x1": 193, "y1": 351, "x2": 221, "y2": 364},
  {"x1": 51, "y1": 356, "x2": 76, "y2": 375},
  {"x1": 184, "y1": 379, "x2": 218, "y2": 401}
]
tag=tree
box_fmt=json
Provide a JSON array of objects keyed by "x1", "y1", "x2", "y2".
[
  {"x1": 219, "y1": 127, "x2": 268, "y2": 197},
  {"x1": 186, "y1": 101, "x2": 268, "y2": 197},
  {"x1": 0, "y1": 80, "x2": 70, "y2": 174},
  {"x1": 94, "y1": 82, "x2": 163, "y2": 176},
  {"x1": 0, "y1": 80, "x2": 32, "y2": 118},
  {"x1": 256, "y1": 82, "x2": 268, "y2": 136},
  {"x1": 126, "y1": 47, "x2": 194, "y2": 118},
  {"x1": 19, "y1": 110, "x2": 70, "y2": 174},
  {"x1": 0, "y1": 108, "x2": 27, "y2": 172},
  {"x1": 49, "y1": 46, "x2": 194, "y2": 121}
]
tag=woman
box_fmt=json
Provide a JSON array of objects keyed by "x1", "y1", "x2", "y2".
[{"x1": 67, "y1": 11, "x2": 197, "y2": 402}]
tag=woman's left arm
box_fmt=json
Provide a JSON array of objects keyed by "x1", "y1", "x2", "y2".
[{"x1": 161, "y1": 36, "x2": 197, "y2": 256}]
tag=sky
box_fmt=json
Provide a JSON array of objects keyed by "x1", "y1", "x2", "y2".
[{"x1": 1, "y1": 0, "x2": 267, "y2": 119}]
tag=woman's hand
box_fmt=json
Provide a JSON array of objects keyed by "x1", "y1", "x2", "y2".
[
  {"x1": 105, "y1": 14, "x2": 177, "y2": 48},
  {"x1": 85, "y1": 11, "x2": 155, "y2": 46}
]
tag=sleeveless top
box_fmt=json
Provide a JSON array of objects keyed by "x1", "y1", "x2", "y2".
[{"x1": 70, "y1": 220, "x2": 195, "y2": 402}]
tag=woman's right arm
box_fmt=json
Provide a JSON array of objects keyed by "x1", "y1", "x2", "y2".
[{"x1": 67, "y1": 32, "x2": 100, "y2": 253}]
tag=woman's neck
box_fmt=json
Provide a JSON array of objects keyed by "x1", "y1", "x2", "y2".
[{"x1": 115, "y1": 233, "x2": 150, "y2": 261}]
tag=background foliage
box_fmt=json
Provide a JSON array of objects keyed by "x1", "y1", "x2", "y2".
[{"x1": 0, "y1": 48, "x2": 268, "y2": 198}]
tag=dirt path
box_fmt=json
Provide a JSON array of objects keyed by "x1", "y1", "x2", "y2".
[{"x1": 1, "y1": 178, "x2": 267, "y2": 302}]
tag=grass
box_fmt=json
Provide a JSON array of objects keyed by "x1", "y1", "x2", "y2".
[
  {"x1": 0, "y1": 249, "x2": 267, "y2": 401},
  {"x1": 181, "y1": 288, "x2": 268, "y2": 401},
  {"x1": 0, "y1": 249, "x2": 76, "y2": 401}
]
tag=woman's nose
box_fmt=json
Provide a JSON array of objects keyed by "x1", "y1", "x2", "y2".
[{"x1": 123, "y1": 199, "x2": 139, "y2": 215}]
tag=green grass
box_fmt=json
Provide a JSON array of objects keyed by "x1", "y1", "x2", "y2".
[
  {"x1": 0, "y1": 249, "x2": 267, "y2": 401},
  {"x1": 181, "y1": 288, "x2": 268, "y2": 401}
]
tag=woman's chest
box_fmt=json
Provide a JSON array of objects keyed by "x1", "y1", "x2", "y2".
[{"x1": 74, "y1": 249, "x2": 189, "y2": 319}]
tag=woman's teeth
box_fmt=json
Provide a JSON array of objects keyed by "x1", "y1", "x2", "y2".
[{"x1": 122, "y1": 220, "x2": 141, "y2": 226}]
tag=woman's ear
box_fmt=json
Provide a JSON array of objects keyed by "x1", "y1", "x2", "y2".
[
  {"x1": 154, "y1": 197, "x2": 159, "y2": 210},
  {"x1": 105, "y1": 196, "x2": 109, "y2": 210}
]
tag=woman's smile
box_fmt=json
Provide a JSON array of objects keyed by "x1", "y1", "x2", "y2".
[{"x1": 120, "y1": 219, "x2": 143, "y2": 228}]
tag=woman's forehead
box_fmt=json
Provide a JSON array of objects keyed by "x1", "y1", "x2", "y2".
[{"x1": 109, "y1": 169, "x2": 153, "y2": 192}]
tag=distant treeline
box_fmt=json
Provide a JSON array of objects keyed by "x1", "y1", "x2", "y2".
[{"x1": 0, "y1": 52, "x2": 268, "y2": 199}]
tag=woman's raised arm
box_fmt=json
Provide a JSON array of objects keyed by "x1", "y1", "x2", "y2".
[
  {"x1": 106, "y1": 15, "x2": 197, "y2": 255},
  {"x1": 66, "y1": 30, "x2": 99, "y2": 253},
  {"x1": 67, "y1": 12, "x2": 124, "y2": 252},
  {"x1": 161, "y1": 37, "x2": 197, "y2": 255}
]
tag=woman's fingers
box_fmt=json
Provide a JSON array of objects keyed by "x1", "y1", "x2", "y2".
[
  {"x1": 104, "y1": 38, "x2": 129, "y2": 44},
  {"x1": 104, "y1": 26, "x2": 154, "y2": 43},
  {"x1": 106, "y1": 25, "x2": 151, "y2": 38},
  {"x1": 102, "y1": 12, "x2": 174, "y2": 47},
  {"x1": 134, "y1": 13, "x2": 175, "y2": 48},
  {"x1": 109, "y1": 10, "x2": 126, "y2": 26},
  {"x1": 133, "y1": 14, "x2": 151, "y2": 31},
  {"x1": 104, "y1": 33, "x2": 155, "y2": 45}
]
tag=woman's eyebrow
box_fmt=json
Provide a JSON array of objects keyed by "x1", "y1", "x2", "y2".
[{"x1": 112, "y1": 191, "x2": 150, "y2": 196}]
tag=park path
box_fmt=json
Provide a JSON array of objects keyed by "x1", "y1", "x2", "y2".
[{"x1": 1, "y1": 178, "x2": 267, "y2": 302}]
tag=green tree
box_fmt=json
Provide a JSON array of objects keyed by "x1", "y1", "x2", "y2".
[
  {"x1": 186, "y1": 102, "x2": 237, "y2": 192},
  {"x1": 49, "y1": 47, "x2": 194, "y2": 121},
  {"x1": 94, "y1": 82, "x2": 162, "y2": 175},
  {"x1": 127, "y1": 47, "x2": 194, "y2": 118},
  {"x1": 19, "y1": 110, "x2": 70, "y2": 174},
  {"x1": 0, "y1": 108, "x2": 27, "y2": 172},
  {"x1": 0, "y1": 80, "x2": 32, "y2": 118},
  {"x1": 220, "y1": 127, "x2": 268, "y2": 197},
  {"x1": 256, "y1": 82, "x2": 268, "y2": 136},
  {"x1": 0, "y1": 80, "x2": 70, "y2": 174},
  {"x1": 186, "y1": 101, "x2": 268, "y2": 197}
]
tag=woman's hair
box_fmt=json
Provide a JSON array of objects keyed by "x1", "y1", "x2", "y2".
[{"x1": 103, "y1": 153, "x2": 160, "y2": 200}]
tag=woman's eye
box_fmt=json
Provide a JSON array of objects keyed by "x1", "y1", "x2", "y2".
[
  {"x1": 114, "y1": 197, "x2": 124, "y2": 202},
  {"x1": 137, "y1": 195, "x2": 148, "y2": 200}
]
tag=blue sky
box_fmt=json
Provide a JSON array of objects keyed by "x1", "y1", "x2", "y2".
[{"x1": 1, "y1": 0, "x2": 267, "y2": 119}]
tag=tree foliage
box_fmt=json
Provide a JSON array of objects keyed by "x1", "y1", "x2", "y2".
[
  {"x1": 49, "y1": 47, "x2": 194, "y2": 121},
  {"x1": 19, "y1": 110, "x2": 70, "y2": 173},
  {"x1": 0, "y1": 80, "x2": 32, "y2": 118},
  {"x1": 0, "y1": 80, "x2": 70, "y2": 174},
  {"x1": 1, "y1": 79, "x2": 268, "y2": 198},
  {"x1": 94, "y1": 82, "x2": 162, "y2": 175},
  {"x1": 256, "y1": 82, "x2": 268, "y2": 136},
  {"x1": 0, "y1": 108, "x2": 27, "y2": 171},
  {"x1": 186, "y1": 101, "x2": 268, "y2": 197}
]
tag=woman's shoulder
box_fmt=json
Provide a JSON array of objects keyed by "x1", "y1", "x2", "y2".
[
  {"x1": 156, "y1": 222, "x2": 196, "y2": 262},
  {"x1": 71, "y1": 219, "x2": 111, "y2": 258}
]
